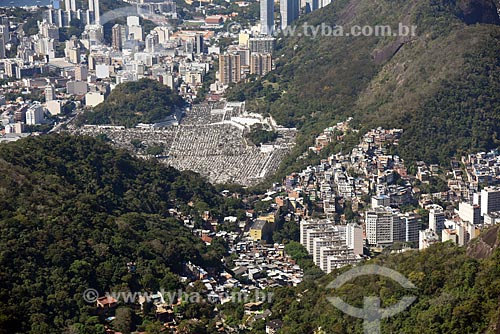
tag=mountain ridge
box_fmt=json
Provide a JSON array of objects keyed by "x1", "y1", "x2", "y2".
[{"x1": 228, "y1": 0, "x2": 500, "y2": 170}]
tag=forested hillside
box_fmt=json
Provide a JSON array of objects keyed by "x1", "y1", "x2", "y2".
[
  {"x1": 264, "y1": 236, "x2": 500, "y2": 334},
  {"x1": 228, "y1": 0, "x2": 500, "y2": 167},
  {"x1": 0, "y1": 134, "x2": 239, "y2": 333},
  {"x1": 80, "y1": 79, "x2": 184, "y2": 127}
]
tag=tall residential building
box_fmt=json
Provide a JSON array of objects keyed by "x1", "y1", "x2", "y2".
[
  {"x1": 346, "y1": 223, "x2": 363, "y2": 256},
  {"x1": 480, "y1": 187, "x2": 500, "y2": 216},
  {"x1": 280, "y1": 0, "x2": 299, "y2": 30},
  {"x1": 219, "y1": 53, "x2": 241, "y2": 85},
  {"x1": 365, "y1": 207, "x2": 403, "y2": 247},
  {"x1": 458, "y1": 202, "x2": 481, "y2": 225},
  {"x1": 250, "y1": 53, "x2": 272, "y2": 76},
  {"x1": 228, "y1": 46, "x2": 250, "y2": 66},
  {"x1": 75, "y1": 64, "x2": 88, "y2": 81},
  {"x1": 365, "y1": 206, "x2": 420, "y2": 246},
  {"x1": 127, "y1": 16, "x2": 143, "y2": 41},
  {"x1": 65, "y1": 0, "x2": 76, "y2": 11},
  {"x1": 45, "y1": 84, "x2": 55, "y2": 101},
  {"x1": 248, "y1": 37, "x2": 276, "y2": 53},
  {"x1": 305, "y1": 0, "x2": 319, "y2": 13},
  {"x1": 402, "y1": 213, "x2": 420, "y2": 243},
  {"x1": 300, "y1": 219, "x2": 363, "y2": 273},
  {"x1": 0, "y1": 25, "x2": 7, "y2": 59},
  {"x1": 429, "y1": 206, "x2": 446, "y2": 236},
  {"x1": 112, "y1": 24, "x2": 124, "y2": 51},
  {"x1": 194, "y1": 34, "x2": 204, "y2": 54},
  {"x1": 25, "y1": 104, "x2": 44, "y2": 125},
  {"x1": 88, "y1": 0, "x2": 100, "y2": 25},
  {"x1": 260, "y1": 0, "x2": 274, "y2": 35},
  {"x1": 153, "y1": 26, "x2": 170, "y2": 45},
  {"x1": 145, "y1": 32, "x2": 159, "y2": 52}
]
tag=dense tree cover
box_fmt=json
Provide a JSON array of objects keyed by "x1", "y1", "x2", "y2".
[
  {"x1": 79, "y1": 79, "x2": 184, "y2": 127},
  {"x1": 59, "y1": 19, "x2": 86, "y2": 41},
  {"x1": 245, "y1": 124, "x2": 278, "y2": 146},
  {"x1": 265, "y1": 238, "x2": 500, "y2": 334},
  {"x1": 227, "y1": 0, "x2": 500, "y2": 170},
  {"x1": 284, "y1": 242, "x2": 324, "y2": 279},
  {"x1": 0, "y1": 134, "x2": 242, "y2": 333}
]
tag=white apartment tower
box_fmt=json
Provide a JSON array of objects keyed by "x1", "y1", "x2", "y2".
[
  {"x1": 458, "y1": 202, "x2": 481, "y2": 225},
  {"x1": 65, "y1": 0, "x2": 76, "y2": 11},
  {"x1": 346, "y1": 223, "x2": 363, "y2": 255},
  {"x1": 429, "y1": 205, "x2": 446, "y2": 236},
  {"x1": 45, "y1": 84, "x2": 55, "y2": 102}
]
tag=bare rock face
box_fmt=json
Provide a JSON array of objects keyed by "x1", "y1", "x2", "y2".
[
  {"x1": 466, "y1": 225, "x2": 500, "y2": 259},
  {"x1": 372, "y1": 41, "x2": 405, "y2": 65},
  {"x1": 458, "y1": 0, "x2": 500, "y2": 25}
]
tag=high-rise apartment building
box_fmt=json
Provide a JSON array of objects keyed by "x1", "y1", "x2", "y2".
[
  {"x1": 88, "y1": 0, "x2": 100, "y2": 25},
  {"x1": 65, "y1": 0, "x2": 76, "y2": 11},
  {"x1": 0, "y1": 25, "x2": 7, "y2": 59},
  {"x1": 248, "y1": 37, "x2": 276, "y2": 53},
  {"x1": 112, "y1": 24, "x2": 124, "y2": 51},
  {"x1": 458, "y1": 202, "x2": 481, "y2": 225},
  {"x1": 305, "y1": 0, "x2": 319, "y2": 13},
  {"x1": 45, "y1": 84, "x2": 55, "y2": 102},
  {"x1": 280, "y1": 0, "x2": 299, "y2": 30},
  {"x1": 250, "y1": 53, "x2": 272, "y2": 76},
  {"x1": 365, "y1": 207, "x2": 398, "y2": 246},
  {"x1": 481, "y1": 187, "x2": 500, "y2": 216},
  {"x1": 219, "y1": 53, "x2": 241, "y2": 85},
  {"x1": 429, "y1": 205, "x2": 446, "y2": 236},
  {"x1": 75, "y1": 65, "x2": 88, "y2": 81},
  {"x1": 260, "y1": 0, "x2": 274, "y2": 35}
]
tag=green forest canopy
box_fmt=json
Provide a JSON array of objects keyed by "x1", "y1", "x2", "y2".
[
  {"x1": 80, "y1": 79, "x2": 184, "y2": 127},
  {"x1": 0, "y1": 134, "x2": 241, "y2": 333}
]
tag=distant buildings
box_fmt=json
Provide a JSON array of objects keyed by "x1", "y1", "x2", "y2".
[
  {"x1": 45, "y1": 0, "x2": 100, "y2": 27},
  {"x1": 65, "y1": 0, "x2": 77, "y2": 12}
]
